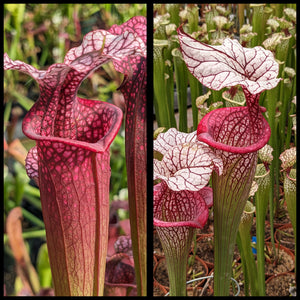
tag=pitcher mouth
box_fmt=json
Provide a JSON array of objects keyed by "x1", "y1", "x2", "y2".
[
  {"x1": 153, "y1": 217, "x2": 207, "y2": 229},
  {"x1": 197, "y1": 106, "x2": 271, "y2": 154},
  {"x1": 22, "y1": 98, "x2": 123, "y2": 153}
]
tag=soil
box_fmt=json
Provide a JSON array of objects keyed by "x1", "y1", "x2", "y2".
[
  {"x1": 195, "y1": 233, "x2": 241, "y2": 269},
  {"x1": 265, "y1": 273, "x2": 296, "y2": 296},
  {"x1": 153, "y1": 259, "x2": 169, "y2": 291},
  {"x1": 201, "y1": 278, "x2": 245, "y2": 296},
  {"x1": 272, "y1": 202, "x2": 291, "y2": 227},
  {"x1": 153, "y1": 256, "x2": 208, "y2": 296},
  {"x1": 251, "y1": 218, "x2": 272, "y2": 242},
  {"x1": 153, "y1": 283, "x2": 165, "y2": 297},
  {"x1": 153, "y1": 209, "x2": 296, "y2": 297},
  {"x1": 275, "y1": 225, "x2": 295, "y2": 252},
  {"x1": 186, "y1": 257, "x2": 208, "y2": 284},
  {"x1": 195, "y1": 234, "x2": 214, "y2": 268},
  {"x1": 153, "y1": 230, "x2": 164, "y2": 259},
  {"x1": 264, "y1": 243, "x2": 294, "y2": 276}
]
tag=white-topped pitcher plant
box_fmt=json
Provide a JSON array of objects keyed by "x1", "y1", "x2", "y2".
[{"x1": 178, "y1": 26, "x2": 281, "y2": 296}]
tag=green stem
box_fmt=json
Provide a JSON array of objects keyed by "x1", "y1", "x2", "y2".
[
  {"x1": 156, "y1": 226, "x2": 195, "y2": 296},
  {"x1": 167, "y1": 250, "x2": 189, "y2": 296},
  {"x1": 268, "y1": 163, "x2": 276, "y2": 251},
  {"x1": 255, "y1": 165, "x2": 271, "y2": 296},
  {"x1": 24, "y1": 184, "x2": 41, "y2": 198},
  {"x1": 285, "y1": 88, "x2": 296, "y2": 149},
  {"x1": 238, "y1": 202, "x2": 259, "y2": 296},
  {"x1": 21, "y1": 208, "x2": 45, "y2": 228},
  {"x1": 205, "y1": 7, "x2": 217, "y2": 41},
  {"x1": 213, "y1": 152, "x2": 257, "y2": 296},
  {"x1": 210, "y1": 89, "x2": 224, "y2": 106},
  {"x1": 173, "y1": 48, "x2": 188, "y2": 132},
  {"x1": 250, "y1": 4, "x2": 271, "y2": 47},
  {"x1": 9, "y1": 4, "x2": 25, "y2": 60},
  {"x1": 256, "y1": 204, "x2": 268, "y2": 296},
  {"x1": 166, "y1": 4, "x2": 180, "y2": 27},
  {"x1": 283, "y1": 170, "x2": 296, "y2": 275},
  {"x1": 4, "y1": 97, "x2": 13, "y2": 133},
  {"x1": 214, "y1": 206, "x2": 238, "y2": 295},
  {"x1": 265, "y1": 87, "x2": 279, "y2": 254},
  {"x1": 10, "y1": 90, "x2": 35, "y2": 111},
  {"x1": 238, "y1": 4, "x2": 247, "y2": 29},
  {"x1": 187, "y1": 5, "x2": 199, "y2": 34},
  {"x1": 188, "y1": 73, "x2": 202, "y2": 131},
  {"x1": 23, "y1": 194, "x2": 42, "y2": 211},
  {"x1": 271, "y1": 3, "x2": 284, "y2": 17},
  {"x1": 236, "y1": 232, "x2": 249, "y2": 296},
  {"x1": 4, "y1": 229, "x2": 46, "y2": 244},
  {"x1": 240, "y1": 232, "x2": 258, "y2": 295},
  {"x1": 153, "y1": 43, "x2": 176, "y2": 129},
  {"x1": 164, "y1": 42, "x2": 177, "y2": 129},
  {"x1": 276, "y1": 36, "x2": 293, "y2": 152}
]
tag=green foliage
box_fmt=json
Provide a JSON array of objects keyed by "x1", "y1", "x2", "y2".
[
  {"x1": 110, "y1": 129, "x2": 127, "y2": 200},
  {"x1": 36, "y1": 243, "x2": 52, "y2": 288},
  {"x1": 154, "y1": 4, "x2": 296, "y2": 296},
  {"x1": 153, "y1": 3, "x2": 296, "y2": 134}
]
